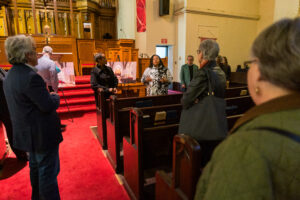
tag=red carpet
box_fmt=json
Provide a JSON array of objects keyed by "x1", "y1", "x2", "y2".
[
  {"x1": 0, "y1": 112, "x2": 130, "y2": 200},
  {"x1": 58, "y1": 76, "x2": 96, "y2": 115}
]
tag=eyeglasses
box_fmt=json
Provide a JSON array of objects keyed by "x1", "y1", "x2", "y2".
[
  {"x1": 196, "y1": 50, "x2": 201, "y2": 54},
  {"x1": 245, "y1": 59, "x2": 257, "y2": 65}
]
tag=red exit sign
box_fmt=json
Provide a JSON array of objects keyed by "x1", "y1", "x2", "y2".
[{"x1": 161, "y1": 38, "x2": 168, "y2": 44}]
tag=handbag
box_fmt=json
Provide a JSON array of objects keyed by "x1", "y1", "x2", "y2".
[{"x1": 178, "y1": 69, "x2": 228, "y2": 141}]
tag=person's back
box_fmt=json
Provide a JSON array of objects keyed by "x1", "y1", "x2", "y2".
[
  {"x1": 4, "y1": 64, "x2": 62, "y2": 152},
  {"x1": 36, "y1": 47, "x2": 58, "y2": 92}
]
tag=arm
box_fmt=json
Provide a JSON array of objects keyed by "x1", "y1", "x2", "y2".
[
  {"x1": 165, "y1": 68, "x2": 173, "y2": 85},
  {"x1": 180, "y1": 65, "x2": 185, "y2": 85},
  {"x1": 113, "y1": 70, "x2": 118, "y2": 88},
  {"x1": 181, "y1": 70, "x2": 207, "y2": 109},
  {"x1": 26, "y1": 73, "x2": 60, "y2": 113},
  {"x1": 141, "y1": 67, "x2": 150, "y2": 84},
  {"x1": 194, "y1": 135, "x2": 273, "y2": 200},
  {"x1": 50, "y1": 62, "x2": 59, "y2": 92}
]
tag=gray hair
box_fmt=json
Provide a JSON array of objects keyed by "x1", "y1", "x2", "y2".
[
  {"x1": 252, "y1": 18, "x2": 300, "y2": 91},
  {"x1": 42, "y1": 46, "x2": 53, "y2": 54},
  {"x1": 198, "y1": 39, "x2": 219, "y2": 61},
  {"x1": 94, "y1": 53, "x2": 105, "y2": 62},
  {"x1": 5, "y1": 35, "x2": 35, "y2": 64}
]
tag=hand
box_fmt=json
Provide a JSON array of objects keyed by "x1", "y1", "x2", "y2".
[
  {"x1": 181, "y1": 84, "x2": 186, "y2": 88},
  {"x1": 97, "y1": 88, "x2": 103, "y2": 92},
  {"x1": 109, "y1": 88, "x2": 117, "y2": 93},
  {"x1": 145, "y1": 77, "x2": 152, "y2": 82},
  {"x1": 50, "y1": 92, "x2": 58, "y2": 95},
  {"x1": 160, "y1": 77, "x2": 168, "y2": 83}
]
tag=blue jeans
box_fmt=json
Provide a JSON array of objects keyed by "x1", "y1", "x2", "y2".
[{"x1": 29, "y1": 145, "x2": 60, "y2": 200}]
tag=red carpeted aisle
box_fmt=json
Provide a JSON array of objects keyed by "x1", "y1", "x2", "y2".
[{"x1": 0, "y1": 112, "x2": 130, "y2": 200}]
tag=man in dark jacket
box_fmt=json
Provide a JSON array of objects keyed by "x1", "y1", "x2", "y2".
[
  {"x1": 90, "y1": 53, "x2": 118, "y2": 107},
  {"x1": 0, "y1": 67, "x2": 27, "y2": 161},
  {"x1": 3, "y1": 35, "x2": 62, "y2": 200}
]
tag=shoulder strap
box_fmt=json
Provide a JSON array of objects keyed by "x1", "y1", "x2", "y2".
[
  {"x1": 254, "y1": 127, "x2": 300, "y2": 144},
  {"x1": 204, "y1": 68, "x2": 214, "y2": 95}
]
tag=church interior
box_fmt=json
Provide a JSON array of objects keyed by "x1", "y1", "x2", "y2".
[{"x1": 1, "y1": 0, "x2": 300, "y2": 199}]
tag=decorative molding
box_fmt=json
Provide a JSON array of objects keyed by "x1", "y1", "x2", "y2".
[{"x1": 174, "y1": 7, "x2": 260, "y2": 21}]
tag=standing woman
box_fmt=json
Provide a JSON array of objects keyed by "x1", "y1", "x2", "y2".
[{"x1": 141, "y1": 54, "x2": 172, "y2": 96}]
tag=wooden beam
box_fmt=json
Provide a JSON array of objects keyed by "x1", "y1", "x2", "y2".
[
  {"x1": 31, "y1": 0, "x2": 38, "y2": 34},
  {"x1": 70, "y1": 0, "x2": 75, "y2": 36},
  {"x1": 53, "y1": 0, "x2": 60, "y2": 35},
  {"x1": 4, "y1": 6, "x2": 10, "y2": 36},
  {"x1": 12, "y1": 0, "x2": 19, "y2": 34}
]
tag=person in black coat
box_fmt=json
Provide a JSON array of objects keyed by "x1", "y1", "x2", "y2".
[
  {"x1": 0, "y1": 67, "x2": 27, "y2": 161},
  {"x1": 90, "y1": 53, "x2": 118, "y2": 106},
  {"x1": 4, "y1": 35, "x2": 62, "y2": 200},
  {"x1": 181, "y1": 39, "x2": 226, "y2": 167}
]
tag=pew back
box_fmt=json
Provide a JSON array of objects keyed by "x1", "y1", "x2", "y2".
[
  {"x1": 123, "y1": 104, "x2": 182, "y2": 199},
  {"x1": 106, "y1": 94, "x2": 183, "y2": 172},
  {"x1": 156, "y1": 134, "x2": 201, "y2": 200}
]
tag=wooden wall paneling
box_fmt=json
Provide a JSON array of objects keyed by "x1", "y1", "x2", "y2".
[
  {"x1": 132, "y1": 49, "x2": 139, "y2": 78},
  {"x1": 0, "y1": 36, "x2": 10, "y2": 70},
  {"x1": 107, "y1": 47, "x2": 120, "y2": 62},
  {"x1": 120, "y1": 47, "x2": 131, "y2": 62},
  {"x1": 77, "y1": 39, "x2": 96, "y2": 75},
  {"x1": 31, "y1": 0, "x2": 38, "y2": 35}
]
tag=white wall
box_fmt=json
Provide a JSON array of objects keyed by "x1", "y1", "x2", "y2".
[
  {"x1": 117, "y1": 0, "x2": 136, "y2": 39},
  {"x1": 273, "y1": 0, "x2": 299, "y2": 21}
]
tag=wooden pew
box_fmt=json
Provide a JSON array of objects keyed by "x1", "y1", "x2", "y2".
[
  {"x1": 96, "y1": 91, "x2": 110, "y2": 149},
  {"x1": 122, "y1": 104, "x2": 182, "y2": 199},
  {"x1": 106, "y1": 94, "x2": 183, "y2": 172},
  {"x1": 155, "y1": 134, "x2": 201, "y2": 200},
  {"x1": 226, "y1": 96, "x2": 254, "y2": 116},
  {"x1": 225, "y1": 86, "x2": 248, "y2": 98}
]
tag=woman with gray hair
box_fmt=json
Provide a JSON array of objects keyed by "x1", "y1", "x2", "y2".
[
  {"x1": 180, "y1": 39, "x2": 227, "y2": 167},
  {"x1": 195, "y1": 18, "x2": 300, "y2": 200},
  {"x1": 182, "y1": 39, "x2": 226, "y2": 109}
]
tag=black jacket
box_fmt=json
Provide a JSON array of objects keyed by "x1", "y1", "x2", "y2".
[
  {"x1": 181, "y1": 61, "x2": 226, "y2": 109},
  {"x1": 90, "y1": 65, "x2": 118, "y2": 92},
  {"x1": 0, "y1": 68, "x2": 8, "y2": 117},
  {"x1": 3, "y1": 64, "x2": 62, "y2": 152}
]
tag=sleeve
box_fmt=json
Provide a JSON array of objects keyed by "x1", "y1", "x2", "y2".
[
  {"x1": 112, "y1": 69, "x2": 118, "y2": 88},
  {"x1": 194, "y1": 135, "x2": 273, "y2": 200},
  {"x1": 166, "y1": 68, "x2": 173, "y2": 84},
  {"x1": 180, "y1": 65, "x2": 185, "y2": 85},
  {"x1": 50, "y1": 62, "x2": 59, "y2": 92},
  {"x1": 181, "y1": 70, "x2": 207, "y2": 109},
  {"x1": 90, "y1": 68, "x2": 108, "y2": 92},
  {"x1": 26, "y1": 73, "x2": 60, "y2": 113},
  {"x1": 141, "y1": 67, "x2": 150, "y2": 84}
]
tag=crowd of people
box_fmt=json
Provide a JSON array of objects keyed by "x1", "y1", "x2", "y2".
[{"x1": 0, "y1": 17, "x2": 300, "y2": 200}]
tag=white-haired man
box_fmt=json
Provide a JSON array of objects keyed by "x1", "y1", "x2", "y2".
[
  {"x1": 4, "y1": 35, "x2": 62, "y2": 200},
  {"x1": 36, "y1": 46, "x2": 59, "y2": 92}
]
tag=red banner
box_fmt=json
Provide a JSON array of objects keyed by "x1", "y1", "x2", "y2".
[{"x1": 136, "y1": 0, "x2": 146, "y2": 32}]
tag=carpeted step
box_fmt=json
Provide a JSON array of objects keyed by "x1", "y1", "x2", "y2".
[
  {"x1": 59, "y1": 97, "x2": 95, "y2": 107},
  {"x1": 57, "y1": 104, "x2": 96, "y2": 114},
  {"x1": 59, "y1": 84, "x2": 92, "y2": 91},
  {"x1": 58, "y1": 90, "x2": 94, "y2": 98},
  {"x1": 75, "y1": 76, "x2": 91, "y2": 85}
]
